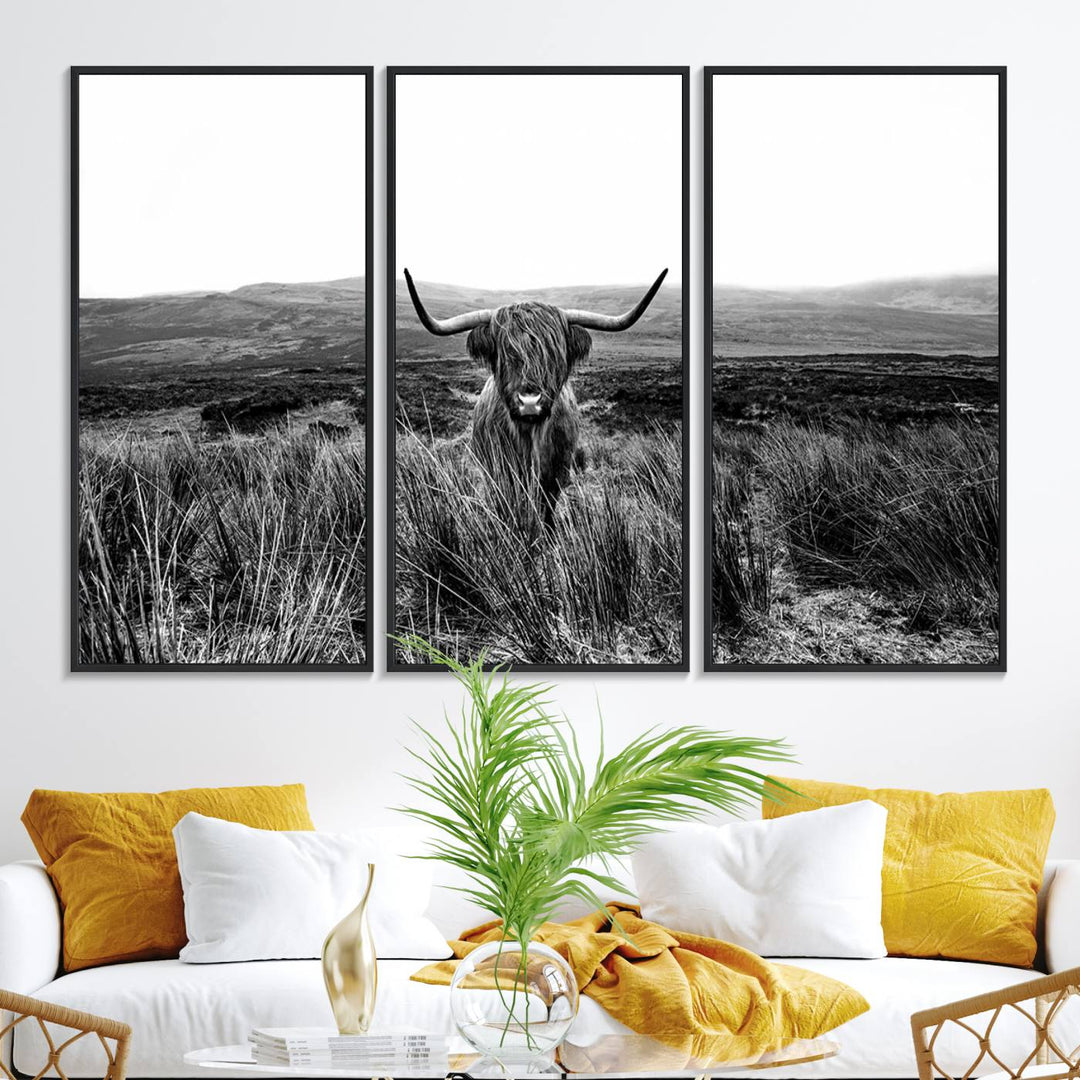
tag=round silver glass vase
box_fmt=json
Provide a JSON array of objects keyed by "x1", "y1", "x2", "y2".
[{"x1": 449, "y1": 939, "x2": 578, "y2": 1070}]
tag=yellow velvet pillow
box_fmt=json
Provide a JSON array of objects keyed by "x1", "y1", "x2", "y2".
[
  {"x1": 22, "y1": 784, "x2": 314, "y2": 971},
  {"x1": 763, "y1": 778, "x2": 1054, "y2": 967}
]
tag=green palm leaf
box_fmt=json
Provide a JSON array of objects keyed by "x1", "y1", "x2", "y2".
[{"x1": 394, "y1": 636, "x2": 794, "y2": 945}]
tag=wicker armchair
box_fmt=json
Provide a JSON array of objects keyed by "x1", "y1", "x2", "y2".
[
  {"x1": 911, "y1": 966, "x2": 1080, "y2": 1080},
  {"x1": 0, "y1": 990, "x2": 131, "y2": 1080}
]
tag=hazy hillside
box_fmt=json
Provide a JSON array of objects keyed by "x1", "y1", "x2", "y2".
[
  {"x1": 79, "y1": 277, "x2": 366, "y2": 383},
  {"x1": 808, "y1": 275, "x2": 998, "y2": 314},
  {"x1": 395, "y1": 277, "x2": 682, "y2": 359},
  {"x1": 712, "y1": 274, "x2": 999, "y2": 356}
]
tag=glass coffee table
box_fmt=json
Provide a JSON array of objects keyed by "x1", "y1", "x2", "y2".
[{"x1": 186, "y1": 1032, "x2": 838, "y2": 1078}]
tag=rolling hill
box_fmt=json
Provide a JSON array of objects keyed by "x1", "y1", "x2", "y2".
[
  {"x1": 80, "y1": 270, "x2": 998, "y2": 375},
  {"x1": 79, "y1": 277, "x2": 367, "y2": 383},
  {"x1": 712, "y1": 274, "x2": 999, "y2": 356},
  {"x1": 394, "y1": 277, "x2": 683, "y2": 360}
]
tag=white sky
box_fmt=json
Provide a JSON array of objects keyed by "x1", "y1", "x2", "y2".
[
  {"x1": 395, "y1": 73, "x2": 682, "y2": 290},
  {"x1": 712, "y1": 74, "x2": 999, "y2": 289},
  {"x1": 79, "y1": 74, "x2": 366, "y2": 298}
]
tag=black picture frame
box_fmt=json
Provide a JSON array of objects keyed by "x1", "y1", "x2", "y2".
[
  {"x1": 703, "y1": 66, "x2": 1006, "y2": 673},
  {"x1": 70, "y1": 66, "x2": 375, "y2": 672},
  {"x1": 387, "y1": 66, "x2": 691, "y2": 673}
]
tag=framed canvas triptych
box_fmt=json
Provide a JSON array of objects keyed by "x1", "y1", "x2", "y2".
[{"x1": 70, "y1": 65, "x2": 1002, "y2": 673}]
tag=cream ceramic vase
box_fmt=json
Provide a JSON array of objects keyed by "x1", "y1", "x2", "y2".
[{"x1": 321, "y1": 863, "x2": 377, "y2": 1034}]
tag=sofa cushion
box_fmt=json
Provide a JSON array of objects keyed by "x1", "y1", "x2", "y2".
[
  {"x1": 174, "y1": 813, "x2": 450, "y2": 962},
  {"x1": 765, "y1": 957, "x2": 1076, "y2": 1079},
  {"x1": 16, "y1": 956, "x2": 1078, "y2": 1079},
  {"x1": 14, "y1": 958, "x2": 623, "y2": 1078},
  {"x1": 763, "y1": 778, "x2": 1056, "y2": 967},
  {"x1": 633, "y1": 803, "x2": 888, "y2": 959},
  {"x1": 21, "y1": 785, "x2": 314, "y2": 972}
]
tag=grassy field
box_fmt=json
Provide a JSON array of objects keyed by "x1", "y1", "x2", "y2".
[
  {"x1": 76, "y1": 278, "x2": 368, "y2": 666},
  {"x1": 78, "y1": 426, "x2": 367, "y2": 665},
  {"x1": 710, "y1": 356, "x2": 999, "y2": 666},
  {"x1": 713, "y1": 352, "x2": 999, "y2": 425},
  {"x1": 708, "y1": 276, "x2": 1000, "y2": 666},
  {"x1": 76, "y1": 272, "x2": 998, "y2": 667},
  {"x1": 394, "y1": 424, "x2": 683, "y2": 666}
]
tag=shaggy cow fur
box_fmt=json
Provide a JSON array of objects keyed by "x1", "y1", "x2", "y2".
[{"x1": 467, "y1": 302, "x2": 591, "y2": 526}]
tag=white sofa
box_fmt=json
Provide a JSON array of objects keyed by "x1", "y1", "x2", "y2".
[{"x1": 2, "y1": 850, "x2": 1078, "y2": 1080}]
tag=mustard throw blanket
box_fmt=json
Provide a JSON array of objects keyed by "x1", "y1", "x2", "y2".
[{"x1": 412, "y1": 904, "x2": 868, "y2": 1066}]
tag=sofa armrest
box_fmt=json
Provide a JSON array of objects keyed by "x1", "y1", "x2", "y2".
[
  {"x1": 0, "y1": 861, "x2": 61, "y2": 994},
  {"x1": 1045, "y1": 859, "x2": 1080, "y2": 973}
]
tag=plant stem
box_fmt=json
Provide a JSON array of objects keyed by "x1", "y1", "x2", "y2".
[
  {"x1": 517, "y1": 938, "x2": 538, "y2": 1052},
  {"x1": 491, "y1": 935, "x2": 515, "y2": 1044}
]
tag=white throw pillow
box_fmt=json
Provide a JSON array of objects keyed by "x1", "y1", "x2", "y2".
[
  {"x1": 174, "y1": 812, "x2": 451, "y2": 962},
  {"x1": 632, "y1": 801, "x2": 887, "y2": 958}
]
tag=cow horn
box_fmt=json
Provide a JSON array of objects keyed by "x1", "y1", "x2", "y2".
[
  {"x1": 562, "y1": 269, "x2": 669, "y2": 332},
  {"x1": 404, "y1": 269, "x2": 493, "y2": 336}
]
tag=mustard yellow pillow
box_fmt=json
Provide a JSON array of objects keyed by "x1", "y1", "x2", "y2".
[
  {"x1": 763, "y1": 778, "x2": 1054, "y2": 967},
  {"x1": 22, "y1": 784, "x2": 314, "y2": 971}
]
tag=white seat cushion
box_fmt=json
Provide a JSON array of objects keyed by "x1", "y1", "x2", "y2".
[
  {"x1": 17, "y1": 956, "x2": 1077, "y2": 1078},
  {"x1": 13, "y1": 959, "x2": 628, "y2": 1078},
  {"x1": 720, "y1": 958, "x2": 1075, "y2": 1079},
  {"x1": 633, "y1": 804, "x2": 888, "y2": 959}
]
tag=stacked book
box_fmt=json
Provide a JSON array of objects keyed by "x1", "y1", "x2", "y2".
[{"x1": 249, "y1": 1028, "x2": 450, "y2": 1072}]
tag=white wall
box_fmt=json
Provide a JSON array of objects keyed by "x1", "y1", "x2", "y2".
[{"x1": 1, "y1": 0, "x2": 1077, "y2": 866}]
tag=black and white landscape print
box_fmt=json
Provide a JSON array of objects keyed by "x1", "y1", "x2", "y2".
[
  {"x1": 74, "y1": 70, "x2": 371, "y2": 669},
  {"x1": 389, "y1": 69, "x2": 687, "y2": 670},
  {"x1": 707, "y1": 70, "x2": 1002, "y2": 668}
]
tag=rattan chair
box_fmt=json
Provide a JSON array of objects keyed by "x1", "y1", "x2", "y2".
[
  {"x1": 0, "y1": 990, "x2": 131, "y2": 1080},
  {"x1": 911, "y1": 966, "x2": 1080, "y2": 1080}
]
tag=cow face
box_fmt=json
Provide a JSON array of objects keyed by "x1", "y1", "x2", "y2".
[{"x1": 467, "y1": 302, "x2": 592, "y2": 426}]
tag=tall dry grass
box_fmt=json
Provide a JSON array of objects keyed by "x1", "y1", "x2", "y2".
[
  {"x1": 712, "y1": 459, "x2": 772, "y2": 630},
  {"x1": 711, "y1": 418, "x2": 999, "y2": 639},
  {"x1": 394, "y1": 425, "x2": 683, "y2": 665},
  {"x1": 766, "y1": 420, "x2": 998, "y2": 627},
  {"x1": 78, "y1": 427, "x2": 366, "y2": 665}
]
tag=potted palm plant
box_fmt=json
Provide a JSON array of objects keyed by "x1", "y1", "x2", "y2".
[{"x1": 397, "y1": 638, "x2": 792, "y2": 1067}]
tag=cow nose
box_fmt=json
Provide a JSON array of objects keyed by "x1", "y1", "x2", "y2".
[{"x1": 517, "y1": 392, "x2": 543, "y2": 416}]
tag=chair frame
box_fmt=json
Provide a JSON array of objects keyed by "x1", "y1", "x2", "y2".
[
  {"x1": 0, "y1": 990, "x2": 131, "y2": 1080},
  {"x1": 911, "y1": 966, "x2": 1080, "y2": 1080}
]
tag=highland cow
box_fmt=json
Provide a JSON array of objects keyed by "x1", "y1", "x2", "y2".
[{"x1": 404, "y1": 268, "x2": 668, "y2": 526}]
